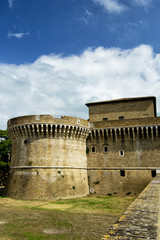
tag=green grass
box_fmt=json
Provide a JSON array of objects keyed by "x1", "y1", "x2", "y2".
[
  {"x1": 57, "y1": 221, "x2": 72, "y2": 228},
  {"x1": 0, "y1": 195, "x2": 135, "y2": 240},
  {"x1": 42, "y1": 195, "x2": 135, "y2": 214}
]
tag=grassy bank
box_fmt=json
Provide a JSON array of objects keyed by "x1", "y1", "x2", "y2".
[{"x1": 0, "y1": 195, "x2": 134, "y2": 240}]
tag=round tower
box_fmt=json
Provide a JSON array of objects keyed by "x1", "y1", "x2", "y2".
[{"x1": 6, "y1": 115, "x2": 90, "y2": 200}]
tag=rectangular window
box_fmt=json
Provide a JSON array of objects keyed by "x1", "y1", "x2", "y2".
[
  {"x1": 103, "y1": 118, "x2": 108, "y2": 121},
  {"x1": 104, "y1": 146, "x2": 108, "y2": 153},
  {"x1": 151, "y1": 170, "x2": 156, "y2": 177},
  {"x1": 120, "y1": 170, "x2": 125, "y2": 177},
  {"x1": 91, "y1": 146, "x2": 96, "y2": 153},
  {"x1": 119, "y1": 150, "x2": 124, "y2": 156},
  {"x1": 119, "y1": 116, "x2": 124, "y2": 120}
]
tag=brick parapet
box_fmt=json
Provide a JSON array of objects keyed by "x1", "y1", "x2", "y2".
[
  {"x1": 91, "y1": 117, "x2": 160, "y2": 129},
  {"x1": 7, "y1": 115, "x2": 90, "y2": 142},
  {"x1": 8, "y1": 115, "x2": 90, "y2": 128}
]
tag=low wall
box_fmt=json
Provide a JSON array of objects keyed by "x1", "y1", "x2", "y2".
[{"x1": 102, "y1": 173, "x2": 160, "y2": 239}]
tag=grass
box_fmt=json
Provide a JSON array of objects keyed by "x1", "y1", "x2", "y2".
[
  {"x1": 37, "y1": 195, "x2": 134, "y2": 214},
  {"x1": 0, "y1": 195, "x2": 135, "y2": 240}
]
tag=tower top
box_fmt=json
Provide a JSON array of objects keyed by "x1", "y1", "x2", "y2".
[{"x1": 86, "y1": 96, "x2": 157, "y2": 122}]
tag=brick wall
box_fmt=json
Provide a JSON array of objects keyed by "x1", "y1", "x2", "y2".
[{"x1": 88, "y1": 99, "x2": 155, "y2": 122}]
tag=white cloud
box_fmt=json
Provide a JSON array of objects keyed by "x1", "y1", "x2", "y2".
[
  {"x1": 1, "y1": 44, "x2": 160, "y2": 129},
  {"x1": 7, "y1": 32, "x2": 29, "y2": 39},
  {"x1": 132, "y1": 0, "x2": 152, "y2": 7},
  {"x1": 8, "y1": 0, "x2": 13, "y2": 8},
  {"x1": 93, "y1": 0, "x2": 126, "y2": 13},
  {"x1": 92, "y1": 0, "x2": 152, "y2": 13}
]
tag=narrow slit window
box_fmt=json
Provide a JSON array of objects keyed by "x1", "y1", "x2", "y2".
[
  {"x1": 103, "y1": 118, "x2": 108, "y2": 121},
  {"x1": 91, "y1": 146, "x2": 96, "y2": 153},
  {"x1": 151, "y1": 170, "x2": 156, "y2": 177},
  {"x1": 119, "y1": 116, "x2": 124, "y2": 120},
  {"x1": 104, "y1": 146, "x2": 108, "y2": 153},
  {"x1": 119, "y1": 150, "x2": 124, "y2": 156},
  {"x1": 120, "y1": 170, "x2": 125, "y2": 177}
]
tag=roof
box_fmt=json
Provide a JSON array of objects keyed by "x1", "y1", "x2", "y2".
[{"x1": 85, "y1": 96, "x2": 157, "y2": 117}]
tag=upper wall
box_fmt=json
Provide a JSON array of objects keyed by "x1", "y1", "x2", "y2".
[{"x1": 86, "y1": 97, "x2": 156, "y2": 122}]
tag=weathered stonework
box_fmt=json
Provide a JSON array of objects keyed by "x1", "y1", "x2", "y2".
[
  {"x1": 102, "y1": 173, "x2": 160, "y2": 239},
  {"x1": 6, "y1": 96, "x2": 160, "y2": 199},
  {"x1": 6, "y1": 115, "x2": 90, "y2": 199},
  {"x1": 86, "y1": 96, "x2": 160, "y2": 196}
]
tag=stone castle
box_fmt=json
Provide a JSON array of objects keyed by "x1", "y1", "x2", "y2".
[{"x1": 6, "y1": 96, "x2": 160, "y2": 200}]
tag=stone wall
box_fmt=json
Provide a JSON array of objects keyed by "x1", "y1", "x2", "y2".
[
  {"x1": 87, "y1": 119, "x2": 160, "y2": 195},
  {"x1": 6, "y1": 115, "x2": 90, "y2": 200},
  {"x1": 102, "y1": 173, "x2": 160, "y2": 239},
  {"x1": 87, "y1": 97, "x2": 156, "y2": 122},
  {"x1": 87, "y1": 169, "x2": 153, "y2": 196}
]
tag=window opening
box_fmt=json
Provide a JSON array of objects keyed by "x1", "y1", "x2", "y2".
[
  {"x1": 104, "y1": 146, "x2": 108, "y2": 153},
  {"x1": 151, "y1": 170, "x2": 156, "y2": 177},
  {"x1": 91, "y1": 146, "x2": 96, "y2": 153},
  {"x1": 120, "y1": 170, "x2": 125, "y2": 177},
  {"x1": 119, "y1": 150, "x2": 124, "y2": 156},
  {"x1": 103, "y1": 118, "x2": 108, "y2": 121},
  {"x1": 119, "y1": 116, "x2": 124, "y2": 120}
]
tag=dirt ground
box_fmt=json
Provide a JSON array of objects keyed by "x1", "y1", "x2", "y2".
[{"x1": 0, "y1": 196, "x2": 134, "y2": 240}]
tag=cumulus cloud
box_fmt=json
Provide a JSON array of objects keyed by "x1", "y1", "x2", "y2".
[
  {"x1": 7, "y1": 32, "x2": 29, "y2": 39},
  {"x1": 1, "y1": 44, "x2": 160, "y2": 129}
]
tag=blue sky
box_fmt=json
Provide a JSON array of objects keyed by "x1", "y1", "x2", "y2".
[
  {"x1": 1, "y1": 0, "x2": 160, "y2": 129},
  {"x1": 1, "y1": 0, "x2": 160, "y2": 64}
]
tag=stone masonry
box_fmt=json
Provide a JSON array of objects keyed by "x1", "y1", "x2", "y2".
[
  {"x1": 6, "y1": 115, "x2": 90, "y2": 199},
  {"x1": 6, "y1": 96, "x2": 160, "y2": 199},
  {"x1": 102, "y1": 172, "x2": 160, "y2": 239}
]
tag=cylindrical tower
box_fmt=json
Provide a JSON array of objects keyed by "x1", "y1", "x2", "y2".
[{"x1": 6, "y1": 115, "x2": 90, "y2": 200}]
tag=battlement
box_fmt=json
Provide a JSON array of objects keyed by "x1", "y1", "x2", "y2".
[
  {"x1": 7, "y1": 115, "x2": 90, "y2": 142},
  {"x1": 8, "y1": 114, "x2": 90, "y2": 128}
]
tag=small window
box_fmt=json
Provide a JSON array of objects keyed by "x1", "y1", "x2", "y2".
[
  {"x1": 104, "y1": 146, "x2": 108, "y2": 153},
  {"x1": 91, "y1": 146, "x2": 96, "y2": 153},
  {"x1": 103, "y1": 118, "x2": 108, "y2": 121},
  {"x1": 119, "y1": 150, "x2": 124, "y2": 156},
  {"x1": 151, "y1": 170, "x2": 156, "y2": 177},
  {"x1": 120, "y1": 170, "x2": 125, "y2": 177},
  {"x1": 119, "y1": 116, "x2": 124, "y2": 120}
]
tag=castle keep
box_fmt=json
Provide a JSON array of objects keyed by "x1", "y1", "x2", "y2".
[{"x1": 6, "y1": 96, "x2": 160, "y2": 199}]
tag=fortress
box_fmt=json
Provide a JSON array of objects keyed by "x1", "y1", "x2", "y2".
[{"x1": 6, "y1": 96, "x2": 160, "y2": 199}]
